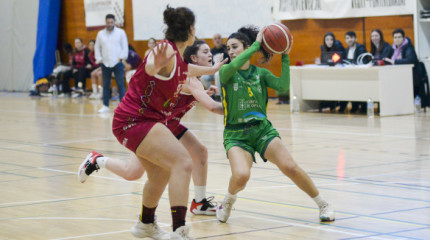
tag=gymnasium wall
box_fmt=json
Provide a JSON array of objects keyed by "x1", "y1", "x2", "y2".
[{"x1": 58, "y1": 0, "x2": 414, "y2": 97}]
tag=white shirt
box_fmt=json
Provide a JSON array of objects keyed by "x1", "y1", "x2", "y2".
[
  {"x1": 347, "y1": 45, "x2": 356, "y2": 60},
  {"x1": 95, "y1": 27, "x2": 128, "y2": 67}
]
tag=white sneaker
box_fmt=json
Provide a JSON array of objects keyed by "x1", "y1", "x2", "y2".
[
  {"x1": 216, "y1": 195, "x2": 236, "y2": 223},
  {"x1": 98, "y1": 106, "x2": 110, "y2": 113},
  {"x1": 170, "y1": 226, "x2": 194, "y2": 240},
  {"x1": 131, "y1": 218, "x2": 170, "y2": 239},
  {"x1": 319, "y1": 203, "x2": 335, "y2": 222},
  {"x1": 78, "y1": 151, "x2": 102, "y2": 183},
  {"x1": 88, "y1": 92, "x2": 98, "y2": 99}
]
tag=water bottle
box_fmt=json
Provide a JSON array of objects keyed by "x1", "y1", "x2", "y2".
[
  {"x1": 367, "y1": 98, "x2": 374, "y2": 118},
  {"x1": 292, "y1": 95, "x2": 300, "y2": 113},
  {"x1": 52, "y1": 84, "x2": 58, "y2": 98},
  {"x1": 414, "y1": 95, "x2": 421, "y2": 113}
]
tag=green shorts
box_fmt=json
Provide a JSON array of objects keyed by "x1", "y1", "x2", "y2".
[{"x1": 223, "y1": 119, "x2": 280, "y2": 162}]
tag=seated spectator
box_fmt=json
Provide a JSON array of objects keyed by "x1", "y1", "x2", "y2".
[
  {"x1": 342, "y1": 31, "x2": 367, "y2": 113},
  {"x1": 87, "y1": 40, "x2": 103, "y2": 99},
  {"x1": 370, "y1": 29, "x2": 393, "y2": 65},
  {"x1": 50, "y1": 43, "x2": 73, "y2": 94},
  {"x1": 319, "y1": 32, "x2": 344, "y2": 112},
  {"x1": 384, "y1": 28, "x2": 430, "y2": 109},
  {"x1": 144, "y1": 38, "x2": 156, "y2": 59},
  {"x1": 318, "y1": 32, "x2": 345, "y2": 65},
  {"x1": 211, "y1": 33, "x2": 230, "y2": 64},
  {"x1": 342, "y1": 31, "x2": 366, "y2": 64},
  {"x1": 62, "y1": 38, "x2": 90, "y2": 97},
  {"x1": 124, "y1": 44, "x2": 143, "y2": 84}
]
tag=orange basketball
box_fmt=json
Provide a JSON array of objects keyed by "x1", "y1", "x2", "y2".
[{"x1": 262, "y1": 23, "x2": 293, "y2": 55}]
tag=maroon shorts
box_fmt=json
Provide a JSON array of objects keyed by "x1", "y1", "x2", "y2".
[{"x1": 112, "y1": 117, "x2": 187, "y2": 153}]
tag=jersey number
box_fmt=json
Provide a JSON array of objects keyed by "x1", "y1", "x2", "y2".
[{"x1": 248, "y1": 87, "x2": 253, "y2": 97}]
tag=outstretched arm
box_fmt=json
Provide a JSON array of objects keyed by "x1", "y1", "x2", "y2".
[
  {"x1": 145, "y1": 41, "x2": 177, "y2": 77},
  {"x1": 187, "y1": 58, "x2": 228, "y2": 77},
  {"x1": 183, "y1": 77, "x2": 223, "y2": 115}
]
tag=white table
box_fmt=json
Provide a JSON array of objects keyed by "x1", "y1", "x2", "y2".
[{"x1": 289, "y1": 64, "x2": 414, "y2": 116}]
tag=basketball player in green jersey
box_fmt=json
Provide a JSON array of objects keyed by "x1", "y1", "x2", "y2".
[{"x1": 216, "y1": 26, "x2": 335, "y2": 223}]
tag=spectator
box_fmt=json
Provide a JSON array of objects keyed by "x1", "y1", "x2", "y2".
[
  {"x1": 370, "y1": 29, "x2": 393, "y2": 65},
  {"x1": 319, "y1": 32, "x2": 345, "y2": 63},
  {"x1": 144, "y1": 38, "x2": 156, "y2": 59},
  {"x1": 342, "y1": 31, "x2": 367, "y2": 113},
  {"x1": 211, "y1": 33, "x2": 230, "y2": 63},
  {"x1": 61, "y1": 38, "x2": 90, "y2": 98},
  {"x1": 124, "y1": 44, "x2": 143, "y2": 84},
  {"x1": 95, "y1": 14, "x2": 128, "y2": 113},
  {"x1": 384, "y1": 28, "x2": 429, "y2": 109},
  {"x1": 319, "y1": 32, "x2": 344, "y2": 111},
  {"x1": 50, "y1": 43, "x2": 73, "y2": 95},
  {"x1": 88, "y1": 40, "x2": 103, "y2": 99},
  {"x1": 342, "y1": 31, "x2": 366, "y2": 64}
]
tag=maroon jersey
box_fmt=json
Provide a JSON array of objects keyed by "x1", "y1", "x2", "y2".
[
  {"x1": 169, "y1": 92, "x2": 197, "y2": 123},
  {"x1": 88, "y1": 51, "x2": 99, "y2": 68},
  {"x1": 114, "y1": 41, "x2": 189, "y2": 122}
]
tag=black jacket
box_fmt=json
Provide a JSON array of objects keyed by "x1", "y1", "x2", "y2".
[
  {"x1": 393, "y1": 38, "x2": 418, "y2": 65},
  {"x1": 372, "y1": 42, "x2": 394, "y2": 61},
  {"x1": 342, "y1": 43, "x2": 367, "y2": 64}
]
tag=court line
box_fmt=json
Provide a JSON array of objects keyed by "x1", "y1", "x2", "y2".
[
  {"x1": 5, "y1": 217, "x2": 137, "y2": 222},
  {"x1": 243, "y1": 215, "x2": 393, "y2": 240},
  {"x1": 0, "y1": 193, "x2": 132, "y2": 209}
]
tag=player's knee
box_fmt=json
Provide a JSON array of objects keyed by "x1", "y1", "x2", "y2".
[
  {"x1": 233, "y1": 171, "x2": 250, "y2": 187},
  {"x1": 123, "y1": 170, "x2": 143, "y2": 181},
  {"x1": 195, "y1": 144, "x2": 208, "y2": 166},
  {"x1": 174, "y1": 157, "x2": 193, "y2": 174},
  {"x1": 282, "y1": 163, "x2": 299, "y2": 177}
]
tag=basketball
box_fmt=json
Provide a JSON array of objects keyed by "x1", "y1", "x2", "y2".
[{"x1": 262, "y1": 23, "x2": 293, "y2": 55}]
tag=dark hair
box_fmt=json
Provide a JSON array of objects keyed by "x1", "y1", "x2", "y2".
[
  {"x1": 184, "y1": 40, "x2": 207, "y2": 64},
  {"x1": 163, "y1": 5, "x2": 195, "y2": 42},
  {"x1": 370, "y1": 29, "x2": 386, "y2": 55},
  {"x1": 63, "y1": 43, "x2": 73, "y2": 54},
  {"x1": 106, "y1": 14, "x2": 115, "y2": 20},
  {"x1": 128, "y1": 44, "x2": 136, "y2": 52},
  {"x1": 228, "y1": 25, "x2": 272, "y2": 63},
  {"x1": 322, "y1": 32, "x2": 336, "y2": 51},
  {"x1": 392, "y1": 28, "x2": 405, "y2": 37},
  {"x1": 89, "y1": 39, "x2": 95, "y2": 44},
  {"x1": 345, "y1": 31, "x2": 356, "y2": 38}
]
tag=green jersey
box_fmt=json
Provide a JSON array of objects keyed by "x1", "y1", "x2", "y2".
[{"x1": 219, "y1": 41, "x2": 290, "y2": 126}]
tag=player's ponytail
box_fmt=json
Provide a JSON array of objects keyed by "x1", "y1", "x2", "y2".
[
  {"x1": 163, "y1": 5, "x2": 195, "y2": 43},
  {"x1": 229, "y1": 25, "x2": 272, "y2": 63}
]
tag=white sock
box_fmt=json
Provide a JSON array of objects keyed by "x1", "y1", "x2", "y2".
[
  {"x1": 312, "y1": 194, "x2": 328, "y2": 208},
  {"x1": 92, "y1": 84, "x2": 97, "y2": 93},
  {"x1": 194, "y1": 186, "x2": 206, "y2": 202},
  {"x1": 96, "y1": 157, "x2": 108, "y2": 168},
  {"x1": 225, "y1": 192, "x2": 237, "y2": 201},
  {"x1": 99, "y1": 86, "x2": 103, "y2": 95}
]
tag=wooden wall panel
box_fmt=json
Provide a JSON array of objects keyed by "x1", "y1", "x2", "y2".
[{"x1": 58, "y1": 1, "x2": 413, "y2": 97}]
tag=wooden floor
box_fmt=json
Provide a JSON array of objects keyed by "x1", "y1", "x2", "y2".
[{"x1": 0, "y1": 92, "x2": 429, "y2": 240}]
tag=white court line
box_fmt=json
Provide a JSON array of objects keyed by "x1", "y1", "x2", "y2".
[
  {"x1": 2, "y1": 137, "x2": 115, "y2": 150},
  {"x1": 6, "y1": 217, "x2": 136, "y2": 222},
  {"x1": 49, "y1": 217, "x2": 233, "y2": 240},
  {"x1": 38, "y1": 167, "x2": 146, "y2": 185},
  {"x1": 243, "y1": 215, "x2": 394, "y2": 240},
  {"x1": 0, "y1": 193, "x2": 132, "y2": 207}
]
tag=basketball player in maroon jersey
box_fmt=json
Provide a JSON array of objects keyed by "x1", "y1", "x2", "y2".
[
  {"x1": 79, "y1": 6, "x2": 226, "y2": 240},
  {"x1": 79, "y1": 41, "x2": 224, "y2": 219}
]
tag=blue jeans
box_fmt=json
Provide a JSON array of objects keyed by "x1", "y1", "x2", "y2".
[{"x1": 101, "y1": 62, "x2": 126, "y2": 107}]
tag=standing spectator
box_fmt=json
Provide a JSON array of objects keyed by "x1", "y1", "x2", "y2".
[
  {"x1": 370, "y1": 29, "x2": 393, "y2": 65},
  {"x1": 87, "y1": 40, "x2": 103, "y2": 99},
  {"x1": 95, "y1": 14, "x2": 128, "y2": 113},
  {"x1": 342, "y1": 31, "x2": 367, "y2": 113}
]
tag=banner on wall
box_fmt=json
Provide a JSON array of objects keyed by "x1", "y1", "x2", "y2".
[
  {"x1": 84, "y1": 0, "x2": 124, "y2": 29},
  {"x1": 272, "y1": 0, "x2": 416, "y2": 20},
  {"x1": 132, "y1": 0, "x2": 275, "y2": 41}
]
